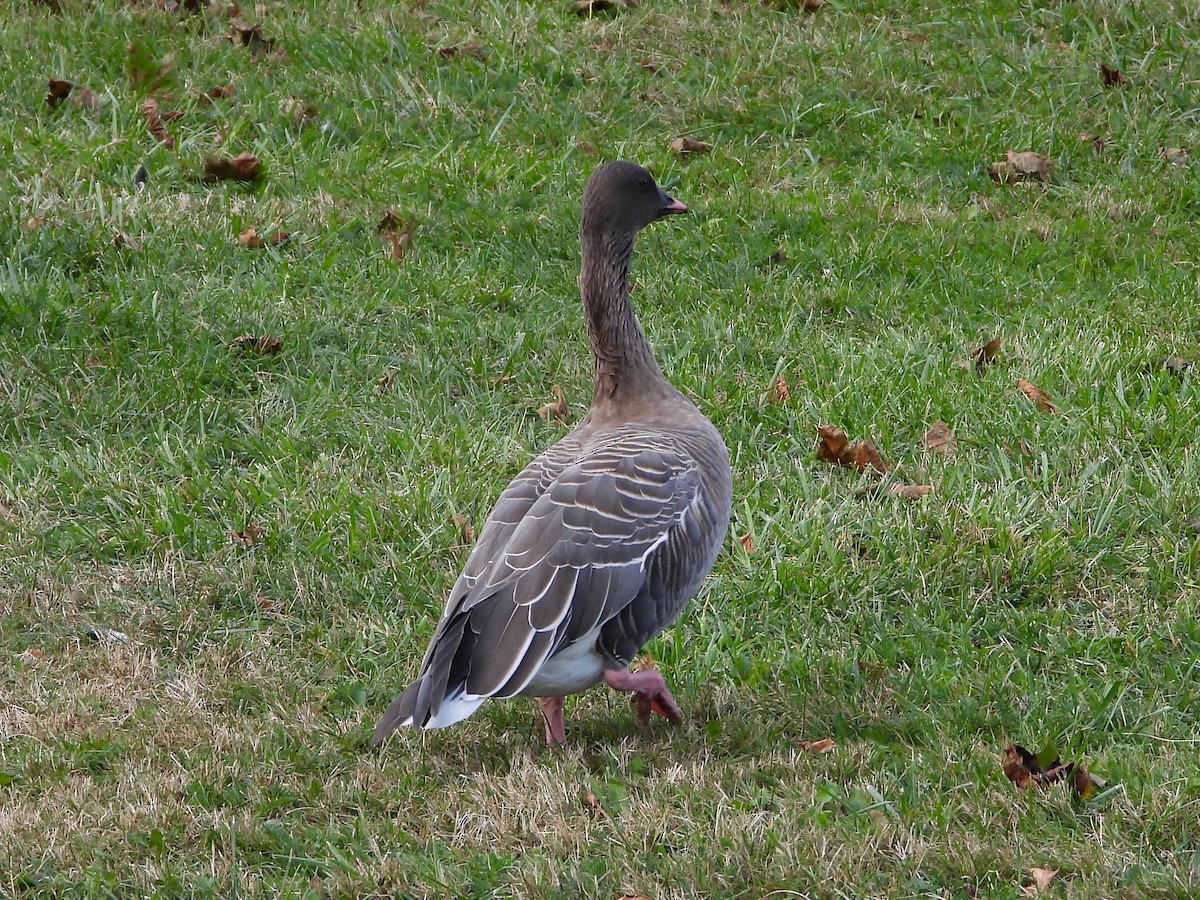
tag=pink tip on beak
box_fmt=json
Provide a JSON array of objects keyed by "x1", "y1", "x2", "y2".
[{"x1": 662, "y1": 198, "x2": 688, "y2": 214}]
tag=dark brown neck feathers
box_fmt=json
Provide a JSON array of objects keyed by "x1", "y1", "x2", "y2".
[{"x1": 579, "y1": 228, "x2": 665, "y2": 409}]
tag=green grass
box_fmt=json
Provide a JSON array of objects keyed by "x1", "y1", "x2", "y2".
[{"x1": 2, "y1": 0, "x2": 1199, "y2": 896}]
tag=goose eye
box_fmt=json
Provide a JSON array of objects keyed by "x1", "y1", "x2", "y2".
[{"x1": 639, "y1": 177, "x2": 652, "y2": 192}]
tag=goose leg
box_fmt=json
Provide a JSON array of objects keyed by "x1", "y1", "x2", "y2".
[
  {"x1": 539, "y1": 696, "x2": 568, "y2": 745},
  {"x1": 603, "y1": 668, "x2": 683, "y2": 725}
]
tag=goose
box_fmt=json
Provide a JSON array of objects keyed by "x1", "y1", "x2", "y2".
[{"x1": 372, "y1": 161, "x2": 732, "y2": 746}]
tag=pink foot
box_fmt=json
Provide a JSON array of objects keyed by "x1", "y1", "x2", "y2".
[
  {"x1": 603, "y1": 668, "x2": 683, "y2": 725},
  {"x1": 539, "y1": 695, "x2": 567, "y2": 746}
]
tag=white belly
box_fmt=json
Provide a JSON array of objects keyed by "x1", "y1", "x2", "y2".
[{"x1": 519, "y1": 627, "x2": 609, "y2": 697}]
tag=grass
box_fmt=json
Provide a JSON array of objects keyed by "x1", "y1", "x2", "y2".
[{"x1": 2, "y1": 0, "x2": 1199, "y2": 896}]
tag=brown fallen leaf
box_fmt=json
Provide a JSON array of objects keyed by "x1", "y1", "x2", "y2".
[
  {"x1": 228, "y1": 335, "x2": 282, "y2": 355},
  {"x1": 203, "y1": 151, "x2": 261, "y2": 183},
  {"x1": 1155, "y1": 357, "x2": 1192, "y2": 378},
  {"x1": 23, "y1": 647, "x2": 47, "y2": 660},
  {"x1": 384, "y1": 226, "x2": 414, "y2": 263},
  {"x1": 1099, "y1": 63, "x2": 1128, "y2": 87},
  {"x1": 1017, "y1": 377, "x2": 1059, "y2": 413},
  {"x1": 236, "y1": 227, "x2": 289, "y2": 248},
  {"x1": 112, "y1": 230, "x2": 140, "y2": 250},
  {"x1": 763, "y1": 248, "x2": 788, "y2": 267},
  {"x1": 768, "y1": 375, "x2": 790, "y2": 403},
  {"x1": 921, "y1": 420, "x2": 957, "y2": 453},
  {"x1": 46, "y1": 78, "x2": 102, "y2": 110},
  {"x1": 1021, "y1": 868, "x2": 1058, "y2": 897},
  {"x1": 889, "y1": 484, "x2": 932, "y2": 501},
  {"x1": 437, "y1": 43, "x2": 486, "y2": 61},
  {"x1": 537, "y1": 385, "x2": 570, "y2": 423},
  {"x1": 1079, "y1": 132, "x2": 1106, "y2": 153},
  {"x1": 816, "y1": 424, "x2": 889, "y2": 474},
  {"x1": 737, "y1": 532, "x2": 754, "y2": 554},
  {"x1": 280, "y1": 96, "x2": 318, "y2": 127},
  {"x1": 22, "y1": 215, "x2": 48, "y2": 231},
  {"x1": 1161, "y1": 147, "x2": 1190, "y2": 168},
  {"x1": 906, "y1": 31, "x2": 929, "y2": 43},
  {"x1": 800, "y1": 0, "x2": 826, "y2": 9},
  {"x1": 376, "y1": 210, "x2": 404, "y2": 233},
  {"x1": 670, "y1": 137, "x2": 711, "y2": 155},
  {"x1": 375, "y1": 370, "x2": 397, "y2": 394},
  {"x1": 196, "y1": 83, "x2": 235, "y2": 105},
  {"x1": 573, "y1": 0, "x2": 616, "y2": 14},
  {"x1": 639, "y1": 60, "x2": 660, "y2": 75},
  {"x1": 84, "y1": 357, "x2": 107, "y2": 368},
  {"x1": 971, "y1": 337, "x2": 1002, "y2": 373},
  {"x1": 228, "y1": 19, "x2": 275, "y2": 54},
  {"x1": 616, "y1": 894, "x2": 652, "y2": 900},
  {"x1": 234, "y1": 522, "x2": 263, "y2": 546},
  {"x1": 451, "y1": 513, "x2": 476, "y2": 543},
  {"x1": 988, "y1": 150, "x2": 1053, "y2": 184},
  {"x1": 799, "y1": 737, "x2": 836, "y2": 753},
  {"x1": 142, "y1": 98, "x2": 175, "y2": 149},
  {"x1": 573, "y1": 140, "x2": 598, "y2": 155},
  {"x1": 1002, "y1": 743, "x2": 1104, "y2": 800}
]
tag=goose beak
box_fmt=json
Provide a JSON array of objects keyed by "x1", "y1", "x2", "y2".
[{"x1": 659, "y1": 192, "x2": 688, "y2": 216}]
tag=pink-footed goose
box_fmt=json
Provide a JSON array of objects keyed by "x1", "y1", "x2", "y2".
[{"x1": 372, "y1": 161, "x2": 732, "y2": 746}]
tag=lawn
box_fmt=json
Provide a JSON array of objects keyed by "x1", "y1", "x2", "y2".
[{"x1": 2, "y1": 0, "x2": 1199, "y2": 897}]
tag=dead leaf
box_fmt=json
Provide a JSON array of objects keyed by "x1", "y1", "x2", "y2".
[
  {"x1": 384, "y1": 226, "x2": 414, "y2": 262},
  {"x1": 84, "y1": 357, "x2": 107, "y2": 368},
  {"x1": 1002, "y1": 743, "x2": 1104, "y2": 800},
  {"x1": 573, "y1": 140, "x2": 598, "y2": 155},
  {"x1": 988, "y1": 150, "x2": 1053, "y2": 184},
  {"x1": 227, "y1": 335, "x2": 282, "y2": 355},
  {"x1": 203, "y1": 151, "x2": 261, "y2": 183},
  {"x1": 1099, "y1": 63, "x2": 1128, "y2": 87},
  {"x1": 768, "y1": 375, "x2": 790, "y2": 403},
  {"x1": 1021, "y1": 868, "x2": 1058, "y2": 896},
  {"x1": 799, "y1": 737, "x2": 836, "y2": 753},
  {"x1": 816, "y1": 424, "x2": 889, "y2": 474},
  {"x1": 437, "y1": 43, "x2": 486, "y2": 61},
  {"x1": 1161, "y1": 147, "x2": 1190, "y2": 168},
  {"x1": 582, "y1": 788, "x2": 606, "y2": 814},
  {"x1": 801, "y1": 0, "x2": 825, "y2": 9},
  {"x1": 971, "y1": 337, "x2": 1002, "y2": 373},
  {"x1": 1017, "y1": 377, "x2": 1059, "y2": 413},
  {"x1": 375, "y1": 370, "x2": 397, "y2": 393},
  {"x1": 763, "y1": 248, "x2": 788, "y2": 266},
  {"x1": 737, "y1": 532, "x2": 754, "y2": 554},
  {"x1": 228, "y1": 19, "x2": 275, "y2": 54},
  {"x1": 889, "y1": 484, "x2": 932, "y2": 501},
  {"x1": 537, "y1": 385, "x2": 570, "y2": 423},
  {"x1": 46, "y1": 78, "x2": 101, "y2": 110},
  {"x1": 632, "y1": 654, "x2": 658, "y2": 672},
  {"x1": 196, "y1": 83, "x2": 235, "y2": 105},
  {"x1": 906, "y1": 31, "x2": 929, "y2": 43},
  {"x1": 234, "y1": 522, "x2": 263, "y2": 546},
  {"x1": 670, "y1": 137, "x2": 711, "y2": 155},
  {"x1": 280, "y1": 96, "x2": 317, "y2": 127},
  {"x1": 616, "y1": 894, "x2": 652, "y2": 900},
  {"x1": 236, "y1": 227, "x2": 288, "y2": 248},
  {"x1": 23, "y1": 647, "x2": 46, "y2": 660},
  {"x1": 1079, "y1": 132, "x2": 1106, "y2": 153},
  {"x1": 22, "y1": 215, "x2": 48, "y2": 231},
  {"x1": 112, "y1": 231, "x2": 140, "y2": 250},
  {"x1": 1154, "y1": 357, "x2": 1192, "y2": 378},
  {"x1": 573, "y1": 0, "x2": 616, "y2": 14},
  {"x1": 141, "y1": 98, "x2": 175, "y2": 149},
  {"x1": 639, "y1": 60, "x2": 660, "y2": 74},
  {"x1": 921, "y1": 420, "x2": 957, "y2": 453},
  {"x1": 451, "y1": 514, "x2": 476, "y2": 543}
]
